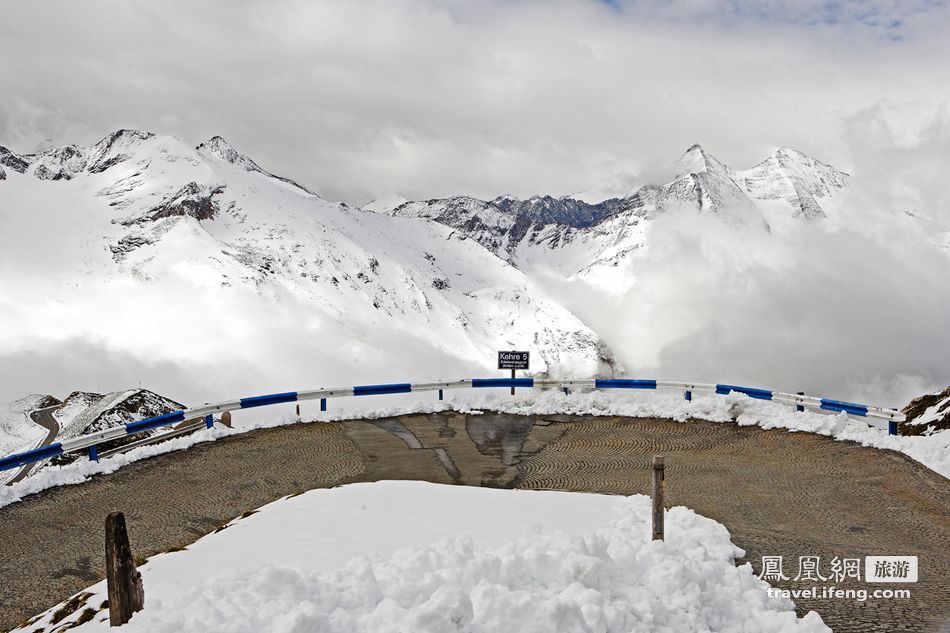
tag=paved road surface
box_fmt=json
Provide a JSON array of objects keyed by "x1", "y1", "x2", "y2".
[
  {"x1": 5, "y1": 407, "x2": 60, "y2": 485},
  {"x1": 0, "y1": 414, "x2": 947, "y2": 632}
]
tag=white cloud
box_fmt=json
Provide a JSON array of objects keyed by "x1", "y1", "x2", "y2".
[{"x1": 2, "y1": 0, "x2": 949, "y2": 203}]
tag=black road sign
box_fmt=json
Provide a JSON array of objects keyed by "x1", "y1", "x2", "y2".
[{"x1": 498, "y1": 350, "x2": 530, "y2": 370}]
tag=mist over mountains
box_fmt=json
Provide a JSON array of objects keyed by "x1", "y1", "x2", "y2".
[{"x1": 0, "y1": 129, "x2": 947, "y2": 411}]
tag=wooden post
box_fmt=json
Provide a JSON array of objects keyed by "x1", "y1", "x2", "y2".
[
  {"x1": 221, "y1": 411, "x2": 232, "y2": 428},
  {"x1": 510, "y1": 368, "x2": 516, "y2": 396},
  {"x1": 105, "y1": 512, "x2": 144, "y2": 626},
  {"x1": 295, "y1": 403, "x2": 301, "y2": 416},
  {"x1": 651, "y1": 456, "x2": 665, "y2": 541}
]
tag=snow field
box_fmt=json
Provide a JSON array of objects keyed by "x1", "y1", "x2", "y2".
[{"x1": 14, "y1": 481, "x2": 829, "y2": 633}]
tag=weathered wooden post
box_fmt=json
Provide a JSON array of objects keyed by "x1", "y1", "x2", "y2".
[
  {"x1": 105, "y1": 512, "x2": 144, "y2": 626},
  {"x1": 221, "y1": 411, "x2": 232, "y2": 427},
  {"x1": 651, "y1": 456, "x2": 665, "y2": 541},
  {"x1": 295, "y1": 403, "x2": 301, "y2": 416}
]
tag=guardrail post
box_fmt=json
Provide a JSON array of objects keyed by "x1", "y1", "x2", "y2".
[
  {"x1": 438, "y1": 389, "x2": 443, "y2": 401},
  {"x1": 204, "y1": 414, "x2": 214, "y2": 429},
  {"x1": 652, "y1": 456, "x2": 665, "y2": 541},
  {"x1": 510, "y1": 369, "x2": 516, "y2": 396},
  {"x1": 684, "y1": 390, "x2": 691, "y2": 401},
  {"x1": 295, "y1": 404, "x2": 300, "y2": 417},
  {"x1": 88, "y1": 445, "x2": 99, "y2": 462},
  {"x1": 320, "y1": 398, "x2": 327, "y2": 412},
  {"x1": 563, "y1": 386, "x2": 569, "y2": 395},
  {"x1": 796, "y1": 391, "x2": 805, "y2": 412},
  {"x1": 106, "y1": 512, "x2": 144, "y2": 626},
  {"x1": 888, "y1": 421, "x2": 898, "y2": 436}
]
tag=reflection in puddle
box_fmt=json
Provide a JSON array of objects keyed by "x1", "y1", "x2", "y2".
[{"x1": 465, "y1": 415, "x2": 534, "y2": 466}]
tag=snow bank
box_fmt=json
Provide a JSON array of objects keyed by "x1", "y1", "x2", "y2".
[
  {"x1": 2, "y1": 389, "x2": 947, "y2": 510},
  {"x1": 14, "y1": 482, "x2": 829, "y2": 633}
]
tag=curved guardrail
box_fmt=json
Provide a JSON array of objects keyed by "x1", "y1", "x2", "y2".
[{"x1": 0, "y1": 378, "x2": 906, "y2": 473}]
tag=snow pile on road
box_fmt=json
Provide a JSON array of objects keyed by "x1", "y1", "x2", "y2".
[
  {"x1": 14, "y1": 482, "x2": 829, "y2": 633},
  {"x1": 2, "y1": 388, "x2": 948, "y2": 510}
]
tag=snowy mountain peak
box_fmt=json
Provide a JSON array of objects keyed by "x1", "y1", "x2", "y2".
[
  {"x1": 196, "y1": 135, "x2": 318, "y2": 196},
  {"x1": 84, "y1": 129, "x2": 157, "y2": 174},
  {"x1": 737, "y1": 147, "x2": 849, "y2": 219},
  {"x1": 673, "y1": 144, "x2": 733, "y2": 178},
  {"x1": 197, "y1": 135, "x2": 257, "y2": 169}
]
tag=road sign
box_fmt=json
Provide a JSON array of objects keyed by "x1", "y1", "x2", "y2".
[{"x1": 498, "y1": 350, "x2": 529, "y2": 370}]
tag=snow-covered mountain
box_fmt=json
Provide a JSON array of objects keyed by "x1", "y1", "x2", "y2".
[
  {"x1": 0, "y1": 131, "x2": 617, "y2": 406},
  {"x1": 385, "y1": 144, "x2": 849, "y2": 284}
]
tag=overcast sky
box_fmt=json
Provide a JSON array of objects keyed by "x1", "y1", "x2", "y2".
[{"x1": 2, "y1": 0, "x2": 949, "y2": 205}]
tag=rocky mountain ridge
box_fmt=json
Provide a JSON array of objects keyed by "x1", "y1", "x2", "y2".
[{"x1": 386, "y1": 144, "x2": 849, "y2": 270}]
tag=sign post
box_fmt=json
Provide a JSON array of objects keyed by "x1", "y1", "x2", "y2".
[{"x1": 497, "y1": 351, "x2": 529, "y2": 395}]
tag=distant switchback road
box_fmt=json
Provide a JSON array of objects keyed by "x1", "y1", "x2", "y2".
[{"x1": 5, "y1": 407, "x2": 60, "y2": 485}]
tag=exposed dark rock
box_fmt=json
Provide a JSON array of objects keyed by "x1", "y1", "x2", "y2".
[
  {"x1": 0, "y1": 146, "x2": 30, "y2": 173},
  {"x1": 109, "y1": 235, "x2": 155, "y2": 262},
  {"x1": 129, "y1": 182, "x2": 224, "y2": 224},
  {"x1": 900, "y1": 386, "x2": 950, "y2": 436}
]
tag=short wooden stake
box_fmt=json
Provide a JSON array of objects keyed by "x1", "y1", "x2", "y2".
[
  {"x1": 295, "y1": 403, "x2": 301, "y2": 416},
  {"x1": 221, "y1": 411, "x2": 232, "y2": 428},
  {"x1": 105, "y1": 512, "x2": 144, "y2": 626},
  {"x1": 652, "y1": 456, "x2": 665, "y2": 541}
]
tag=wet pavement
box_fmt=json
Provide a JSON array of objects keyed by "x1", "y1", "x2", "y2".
[{"x1": 0, "y1": 413, "x2": 947, "y2": 632}]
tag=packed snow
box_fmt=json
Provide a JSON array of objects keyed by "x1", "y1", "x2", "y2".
[
  {"x1": 2, "y1": 388, "x2": 946, "y2": 510},
  {"x1": 13, "y1": 481, "x2": 829, "y2": 633}
]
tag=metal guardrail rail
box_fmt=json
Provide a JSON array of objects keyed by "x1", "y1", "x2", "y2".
[{"x1": 0, "y1": 378, "x2": 906, "y2": 473}]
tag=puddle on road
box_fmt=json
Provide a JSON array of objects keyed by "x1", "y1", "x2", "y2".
[
  {"x1": 465, "y1": 415, "x2": 535, "y2": 466},
  {"x1": 364, "y1": 414, "x2": 565, "y2": 486}
]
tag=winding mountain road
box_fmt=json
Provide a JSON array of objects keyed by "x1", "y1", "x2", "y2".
[
  {"x1": 5, "y1": 407, "x2": 60, "y2": 485},
  {"x1": 0, "y1": 414, "x2": 947, "y2": 632}
]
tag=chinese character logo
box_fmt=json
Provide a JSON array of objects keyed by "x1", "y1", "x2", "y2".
[
  {"x1": 758, "y1": 556, "x2": 789, "y2": 582},
  {"x1": 828, "y1": 556, "x2": 861, "y2": 582},
  {"x1": 794, "y1": 556, "x2": 826, "y2": 582},
  {"x1": 865, "y1": 556, "x2": 918, "y2": 583}
]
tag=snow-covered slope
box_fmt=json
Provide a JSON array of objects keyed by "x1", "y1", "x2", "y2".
[
  {"x1": 0, "y1": 131, "x2": 616, "y2": 405},
  {"x1": 56, "y1": 388, "x2": 184, "y2": 442}
]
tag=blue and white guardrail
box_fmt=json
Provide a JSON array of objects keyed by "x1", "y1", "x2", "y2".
[{"x1": 0, "y1": 378, "x2": 906, "y2": 473}]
